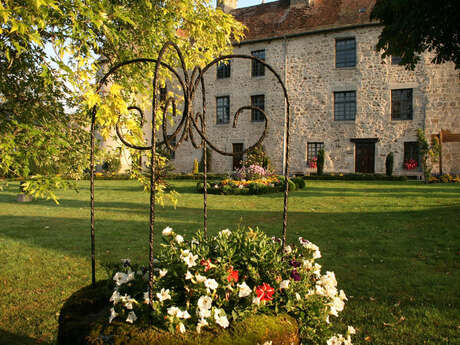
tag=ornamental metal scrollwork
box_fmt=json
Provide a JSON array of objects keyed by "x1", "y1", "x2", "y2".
[{"x1": 88, "y1": 42, "x2": 291, "y2": 307}]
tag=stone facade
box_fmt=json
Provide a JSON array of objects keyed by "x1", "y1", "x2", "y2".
[
  {"x1": 168, "y1": 24, "x2": 459, "y2": 175},
  {"x1": 114, "y1": 0, "x2": 460, "y2": 176}
]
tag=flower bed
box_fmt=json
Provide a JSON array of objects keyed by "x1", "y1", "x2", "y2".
[
  {"x1": 197, "y1": 176, "x2": 305, "y2": 195},
  {"x1": 429, "y1": 174, "x2": 460, "y2": 183},
  {"x1": 60, "y1": 227, "x2": 355, "y2": 345}
]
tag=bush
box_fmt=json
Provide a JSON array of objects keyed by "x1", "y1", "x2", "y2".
[
  {"x1": 317, "y1": 149, "x2": 325, "y2": 176},
  {"x1": 292, "y1": 177, "x2": 306, "y2": 189},
  {"x1": 288, "y1": 179, "x2": 296, "y2": 191},
  {"x1": 385, "y1": 152, "x2": 394, "y2": 177},
  {"x1": 102, "y1": 155, "x2": 121, "y2": 175}
]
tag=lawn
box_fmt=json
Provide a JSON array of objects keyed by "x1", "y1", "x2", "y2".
[{"x1": 0, "y1": 179, "x2": 459, "y2": 345}]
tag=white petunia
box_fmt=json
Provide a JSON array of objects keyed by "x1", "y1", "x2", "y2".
[
  {"x1": 196, "y1": 318, "x2": 208, "y2": 333},
  {"x1": 204, "y1": 278, "x2": 218, "y2": 290},
  {"x1": 182, "y1": 252, "x2": 198, "y2": 268},
  {"x1": 156, "y1": 288, "x2": 171, "y2": 302},
  {"x1": 109, "y1": 307, "x2": 118, "y2": 323},
  {"x1": 237, "y1": 281, "x2": 252, "y2": 298},
  {"x1": 279, "y1": 280, "x2": 290, "y2": 290},
  {"x1": 214, "y1": 309, "x2": 229, "y2": 328},
  {"x1": 339, "y1": 289, "x2": 348, "y2": 301},
  {"x1": 195, "y1": 274, "x2": 207, "y2": 283},
  {"x1": 313, "y1": 249, "x2": 322, "y2": 259},
  {"x1": 284, "y1": 245, "x2": 292, "y2": 254},
  {"x1": 252, "y1": 296, "x2": 261, "y2": 306},
  {"x1": 113, "y1": 271, "x2": 135, "y2": 286},
  {"x1": 295, "y1": 292, "x2": 301, "y2": 301},
  {"x1": 347, "y1": 326, "x2": 356, "y2": 335},
  {"x1": 143, "y1": 291, "x2": 150, "y2": 304},
  {"x1": 162, "y1": 226, "x2": 173, "y2": 236},
  {"x1": 110, "y1": 290, "x2": 121, "y2": 304},
  {"x1": 219, "y1": 229, "x2": 232, "y2": 236},
  {"x1": 185, "y1": 271, "x2": 194, "y2": 280},
  {"x1": 159, "y1": 269, "x2": 168, "y2": 278},
  {"x1": 175, "y1": 234, "x2": 184, "y2": 244},
  {"x1": 199, "y1": 308, "x2": 211, "y2": 318},
  {"x1": 178, "y1": 310, "x2": 191, "y2": 319},
  {"x1": 179, "y1": 322, "x2": 186, "y2": 333},
  {"x1": 197, "y1": 295, "x2": 212, "y2": 311},
  {"x1": 326, "y1": 335, "x2": 342, "y2": 345},
  {"x1": 167, "y1": 306, "x2": 181, "y2": 317},
  {"x1": 126, "y1": 311, "x2": 137, "y2": 324}
]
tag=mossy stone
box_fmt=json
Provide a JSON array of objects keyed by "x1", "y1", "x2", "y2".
[{"x1": 59, "y1": 281, "x2": 300, "y2": 345}]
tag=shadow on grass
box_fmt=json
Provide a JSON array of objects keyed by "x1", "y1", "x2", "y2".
[{"x1": 0, "y1": 329, "x2": 52, "y2": 345}]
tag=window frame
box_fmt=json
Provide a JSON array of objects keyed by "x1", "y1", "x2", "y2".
[
  {"x1": 251, "y1": 49, "x2": 265, "y2": 77},
  {"x1": 307, "y1": 142, "x2": 324, "y2": 165},
  {"x1": 251, "y1": 94, "x2": 265, "y2": 122},
  {"x1": 391, "y1": 88, "x2": 413, "y2": 120},
  {"x1": 335, "y1": 37, "x2": 356, "y2": 68},
  {"x1": 334, "y1": 91, "x2": 356, "y2": 121},
  {"x1": 216, "y1": 60, "x2": 231, "y2": 79},
  {"x1": 403, "y1": 141, "x2": 420, "y2": 169},
  {"x1": 216, "y1": 96, "x2": 230, "y2": 125}
]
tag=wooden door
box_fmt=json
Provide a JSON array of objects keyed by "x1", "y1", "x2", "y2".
[
  {"x1": 232, "y1": 143, "x2": 244, "y2": 171},
  {"x1": 355, "y1": 142, "x2": 375, "y2": 173}
]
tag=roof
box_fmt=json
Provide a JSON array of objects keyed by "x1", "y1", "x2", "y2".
[{"x1": 231, "y1": 0, "x2": 377, "y2": 42}]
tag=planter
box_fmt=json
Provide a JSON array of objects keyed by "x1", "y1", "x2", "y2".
[{"x1": 58, "y1": 281, "x2": 300, "y2": 345}]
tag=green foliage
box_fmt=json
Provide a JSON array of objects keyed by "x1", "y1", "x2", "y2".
[
  {"x1": 102, "y1": 150, "x2": 122, "y2": 175},
  {"x1": 385, "y1": 152, "x2": 394, "y2": 177},
  {"x1": 317, "y1": 149, "x2": 325, "y2": 176},
  {"x1": 243, "y1": 144, "x2": 271, "y2": 170},
  {"x1": 416, "y1": 128, "x2": 440, "y2": 183},
  {"x1": 304, "y1": 173, "x2": 408, "y2": 181},
  {"x1": 287, "y1": 179, "x2": 296, "y2": 191},
  {"x1": 292, "y1": 177, "x2": 306, "y2": 189},
  {"x1": 0, "y1": 0, "x2": 245, "y2": 201},
  {"x1": 371, "y1": 0, "x2": 460, "y2": 69}
]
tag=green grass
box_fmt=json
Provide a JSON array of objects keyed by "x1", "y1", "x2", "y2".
[{"x1": 0, "y1": 180, "x2": 459, "y2": 345}]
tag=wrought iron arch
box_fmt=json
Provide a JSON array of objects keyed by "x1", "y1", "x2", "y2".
[{"x1": 89, "y1": 42, "x2": 291, "y2": 306}]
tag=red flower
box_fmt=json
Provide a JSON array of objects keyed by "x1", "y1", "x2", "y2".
[
  {"x1": 227, "y1": 267, "x2": 239, "y2": 283},
  {"x1": 255, "y1": 283, "x2": 275, "y2": 302},
  {"x1": 201, "y1": 259, "x2": 212, "y2": 272}
]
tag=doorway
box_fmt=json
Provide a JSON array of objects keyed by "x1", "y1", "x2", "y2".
[
  {"x1": 232, "y1": 143, "x2": 244, "y2": 171},
  {"x1": 353, "y1": 140, "x2": 377, "y2": 173}
]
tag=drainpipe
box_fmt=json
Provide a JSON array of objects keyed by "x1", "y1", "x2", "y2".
[{"x1": 282, "y1": 36, "x2": 288, "y2": 175}]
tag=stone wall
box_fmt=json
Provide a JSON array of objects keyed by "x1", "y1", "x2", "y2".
[{"x1": 124, "y1": 25, "x2": 460, "y2": 176}]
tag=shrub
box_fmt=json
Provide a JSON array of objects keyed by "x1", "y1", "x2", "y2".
[
  {"x1": 317, "y1": 149, "x2": 325, "y2": 176},
  {"x1": 102, "y1": 154, "x2": 121, "y2": 175},
  {"x1": 288, "y1": 179, "x2": 296, "y2": 191},
  {"x1": 385, "y1": 152, "x2": 394, "y2": 176},
  {"x1": 243, "y1": 144, "x2": 271, "y2": 170},
  {"x1": 292, "y1": 177, "x2": 306, "y2": 189}
]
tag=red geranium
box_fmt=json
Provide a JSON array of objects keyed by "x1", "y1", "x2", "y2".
[
  {"x1": 255, "y1": 283, "x2": 275, "y2": 301},
  {"x1": 404, "y1": 159, "x2": 418, "y2": 170},
  {"x1": 201, "y1": 259, "x2": 212, "y2": 272},
  {"x1": 227, "y1": 267, "x2": 239, "y2": 283}
]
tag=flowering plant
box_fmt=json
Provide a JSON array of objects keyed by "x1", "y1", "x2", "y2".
[
  {"x1": 403, "y1": 159, "x2": 418, "y2": 170},
  {"x1": 309, "y1": 157, "x2": 318, "y2": 169},
  {"x1": 107, "y1": 226, "x2": 355, "y2": 344},
  {"x1": 232, "y1": 164, "x2": 273, "y2": 181}
]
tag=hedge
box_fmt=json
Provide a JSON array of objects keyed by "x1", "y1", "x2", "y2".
[{"x1": 303, "y1": 173, "x2": 408, "y2": 181}]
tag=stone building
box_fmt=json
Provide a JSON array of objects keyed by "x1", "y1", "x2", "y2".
[{"x1": 116, "y1": 0, "x2": 460, "y2": 176}]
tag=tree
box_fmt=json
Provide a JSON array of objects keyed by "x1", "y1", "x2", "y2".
[
  {"x1": 371, "y1": 0, "x2": 460, "y2": 69},
  {"x1": 0, "y1": 0, "x2": 245, "y2": 201}
]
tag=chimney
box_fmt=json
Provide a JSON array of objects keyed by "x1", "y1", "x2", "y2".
[{"x1": 217, "y1": 0, "x2": 238, "y2": 13}]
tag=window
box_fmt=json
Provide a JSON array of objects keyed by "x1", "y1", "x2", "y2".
[
  {"x1": 251, "y1": 95, "x2": 265, "y2": 122},
  {"x1": 251, "y1": 50, "x2": 265, "y2": 77},
  {"x1": 232, "y1": 143, "x2": 244, "y2": 170},
  {"x1": 403, "y1": 142, "x2": 419, "y2": 169},
  {"x1": 216, "y1": 96, "x2": 230, "y2": 124},
  {"x1": 217, "y1": 60, "x2": 231, "y2": 79},
  {"x1": 334, "y1": 91, "x2": 356, "y2": 121},
  {"x1": 391, "y1": 55, "x2": 402, "y2": 65},
  {"x1": 307, "y1": 142, "x2": 324, "y2": 166},
  {"x1": 336, "y1": 38, "x2": 356, "y2": 68},
  {"x1": 391, "y1": 89, "x2": 412, "y2": 120}
]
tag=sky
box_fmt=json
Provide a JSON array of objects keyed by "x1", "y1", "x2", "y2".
[{"x1": 214, "y1": 0, "x2": 278, "y2": 8}]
